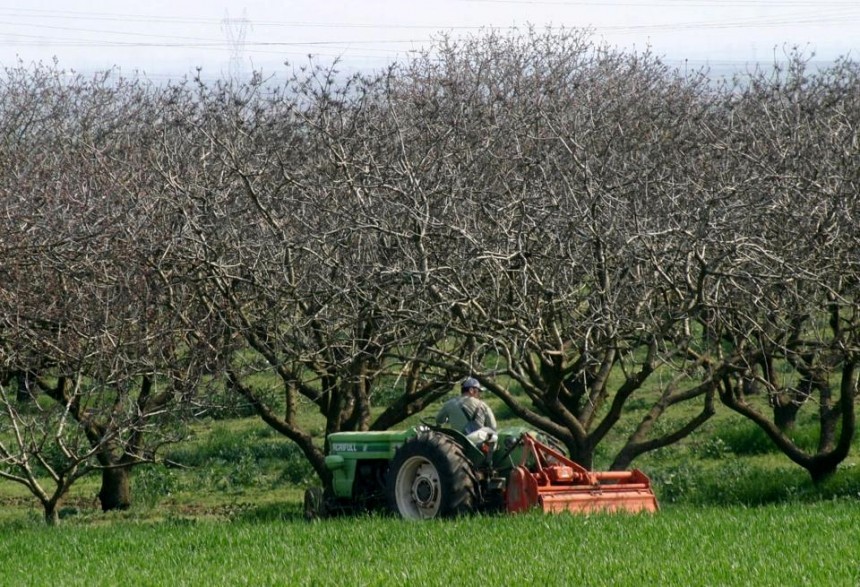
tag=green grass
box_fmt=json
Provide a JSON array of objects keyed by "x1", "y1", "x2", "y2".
[
  {"x1": 0, "y1": 504, "x2": 857, "y2": 586},
  {"x1": 2, "y1": 398, "x2": 860, "y2": 585}
]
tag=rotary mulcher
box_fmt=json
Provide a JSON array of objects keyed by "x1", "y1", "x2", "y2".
[{"x1": 303, "y1": 423, "x2": 658, "y2": 520}]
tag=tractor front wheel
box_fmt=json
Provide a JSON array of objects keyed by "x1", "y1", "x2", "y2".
[{"x1": 385, "y1": 433, "x2": 477, "y2": 520}]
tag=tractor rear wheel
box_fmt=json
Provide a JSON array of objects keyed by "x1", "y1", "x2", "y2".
[{"x1": 385, "y1": 433, "x2": 477, "y2": 520}]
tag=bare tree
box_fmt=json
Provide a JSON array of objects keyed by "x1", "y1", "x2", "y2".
[
  {"x1": 152, "y1": 66, "x2": 461, "y2": 486},
  {"x1": 0, "y1": 63, "x2": 212, "y2": 519},
  {"x1": 357, "y1": 29, "x2": 720, "y2": 468},
  {"x1": 4, "y1": 39, "x2": 852, "y2": 517},
  {"x1": 692, "y1": 52, "x2": 860, "y2": 482}
]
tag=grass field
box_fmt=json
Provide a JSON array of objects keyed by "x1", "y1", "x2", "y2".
[
  {"x1": 2, "y1": 395, "x2": 860, "y2": 586},
  {"x1": 1, "y1": 503, "x2": 857, "y2": 586}
]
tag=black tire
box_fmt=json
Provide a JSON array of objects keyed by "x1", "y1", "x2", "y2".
[{"x1": 385, "y1": 433, "x2": 478, "y2": 520}]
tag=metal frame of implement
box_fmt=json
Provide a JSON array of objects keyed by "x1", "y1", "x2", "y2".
[{"x1": 505, "y1": 434, "x2": 659, "y2": 514}]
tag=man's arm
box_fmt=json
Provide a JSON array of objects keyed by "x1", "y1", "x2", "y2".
[{"x1": 483, "y1": 402, "x2": 498, "y2": 429}]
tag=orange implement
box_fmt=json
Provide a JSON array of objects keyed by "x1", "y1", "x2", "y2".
[{"x1": 505, "y1": 434, "x2": 659, "y2": 514}]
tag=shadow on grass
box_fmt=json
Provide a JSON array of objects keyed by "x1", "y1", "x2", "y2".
[
  {"x1": 231, "y1": 501, "x2": 305, "y2": 523},
  {"x1": 652, "y1": 459, "x2": 860, "y2": 507}
]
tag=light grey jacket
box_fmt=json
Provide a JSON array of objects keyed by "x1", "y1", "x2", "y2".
[{"x1": 435, "y1": 395, "x2": 497, "y2": 433}]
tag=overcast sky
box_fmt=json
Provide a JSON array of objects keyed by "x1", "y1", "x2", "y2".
[{"x1": 1, "y1": 1, "x2": 857, "y2": 80}]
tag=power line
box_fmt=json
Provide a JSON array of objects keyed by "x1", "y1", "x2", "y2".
[
  {"x1": 2, "y1": 3, "x2": 857, "y2": 29},
  {"x1": 0, "y1": 20, "x2": 225, "y2": 44},
  {"x1": 0, "y1": 3, "x2": 854, "y2": 73},
  {"x1": 0, "y1": 9, "x2": 513, "y2": 32},
  {"x1": 596, "y1": 8, "x2": 860, "y2": 34}
]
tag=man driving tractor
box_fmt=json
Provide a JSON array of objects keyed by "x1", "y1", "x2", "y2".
[{"x1": 436, "y1": 377, "x2": 497, "y2": 437}]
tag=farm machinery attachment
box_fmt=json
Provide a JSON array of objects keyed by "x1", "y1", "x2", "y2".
[
  {"x1": 304, "y1": 424, "x2": 658, "y2": 520},
  {"x1": 504, "y1": 432, "x2": 658, "y2": 514}
]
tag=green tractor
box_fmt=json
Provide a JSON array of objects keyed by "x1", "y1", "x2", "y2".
[{"x1": 304, "y1": 423, "x2": 658, "y2": 520}]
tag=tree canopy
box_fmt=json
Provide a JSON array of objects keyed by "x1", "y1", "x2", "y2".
[{"x1": 1, "y1": 32, "x2": 858, "y2": 523}]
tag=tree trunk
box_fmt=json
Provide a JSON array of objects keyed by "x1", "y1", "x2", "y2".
[
  {"x1": 808, "y1": 461, "x2": 838, "y2": 485},
  {"x1": 565, "y1": 441, "x2": 594, "y2": 469},
  {"x1": 772, "y1": 401, "x2": 800, "y2": 431},
  {"x1": 16, "y1": 371, "x2": 37, "y2": 403},
  {"x1": 98, "y1": 466, "x2": 132, "y2": 511},
  {"x1": 44, "y1": 501, "x2": 59, "y2": 526}
]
